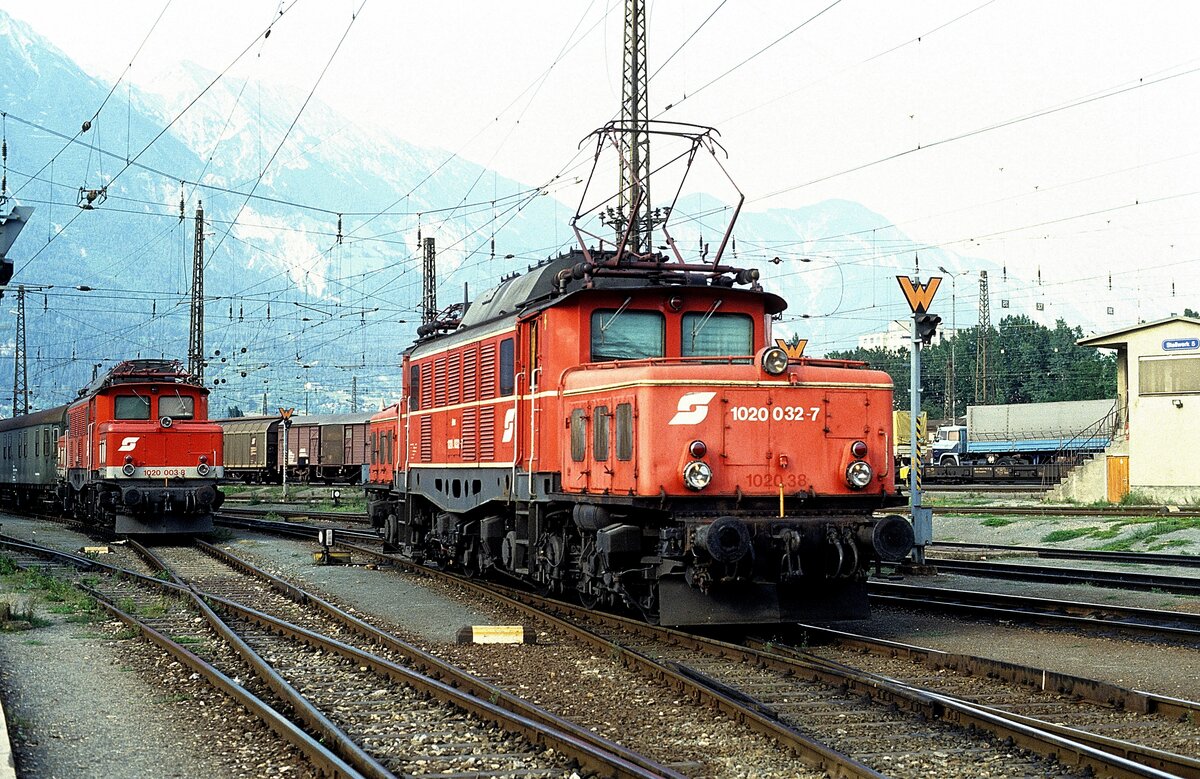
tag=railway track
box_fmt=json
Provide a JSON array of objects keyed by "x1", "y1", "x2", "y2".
[
  {"x1": 0, "y1": 532, "x2": 669, "y2": 779},
  {"x1": 869, "y1": 581, "x2": 1200, "y2": 643},
  {"x1": 922, "y1": 555, "x2": 1200, "y2": 596},
  {"x1": 9, "y1": 511, "x2": 1197, "y2": 777},
  {"x1": 295, "y1": 532, "x2": 1187, "y2": 778},
  {"x1": 750, "y1": 625, "x2": 1200, "y2": 775},
  {"x1": 930, "y1": 504, "x2": 1200, "y2": 518},
  {"x1": 0, "y1": 534, "x2": 356, "y2": 777},
  {"x1": 931, "y1": 540, "x2": 1200, "y2": 568}
]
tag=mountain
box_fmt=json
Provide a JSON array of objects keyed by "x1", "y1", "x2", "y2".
[{"x1": 0, "y1": 9, "x2": 1072, "y2": 417}]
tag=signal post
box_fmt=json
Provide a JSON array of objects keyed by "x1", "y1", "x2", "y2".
[
  {"x1": 279, "y1": 407, "x2": 294, "y2": 500},
  {"x1": 897, "y1": 276, "x2": 941, "y2": 566}
]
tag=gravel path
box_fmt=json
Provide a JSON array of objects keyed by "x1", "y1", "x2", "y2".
[{"x1": 0, "y1": 610, "x2": 317, "y2": 778}]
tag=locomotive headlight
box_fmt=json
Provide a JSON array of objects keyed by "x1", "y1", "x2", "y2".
[
  {"x1": 197, "y1": 462, "x2": 210, "y2": 476},
  {"x1": 845, "y1": 460, "x2": 873, "y2": 489},
  {"x1": 122, "y1": 463, "x2": 136, "y2": 477},
  {"x1": 759, "y1": 346, "x2": 789, "y2": 375},
  {"x1": 682, "y1": 460, "x2": 713, "y2": 491}
]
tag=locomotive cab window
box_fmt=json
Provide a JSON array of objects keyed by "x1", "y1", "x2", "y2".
[
  {"x1": 590, "y1": 309, "x2": 665, "y2": 361},
  {"x1": 114, "y1": 395, "x2": 151, "y2": 420},
  {"x1": 682, "y1": 312, "x2": 753, "y2": 358},
  {"x1": 409, "y1": 365, "x2": 420, "y2": 410},
  {"x1": 159, "y1": 395, "x2": 195, "y2": 419}
]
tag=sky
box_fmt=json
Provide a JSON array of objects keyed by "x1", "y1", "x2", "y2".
[{"x1": 2, "y1": 0, "x2": 1199, "y2": 334}]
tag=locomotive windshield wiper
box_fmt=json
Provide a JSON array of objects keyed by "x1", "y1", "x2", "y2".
[
  {"x1": 599, "y1": 296, "x2": 634, "y2": 333},
  {"x1": 689, "y1": 299, "x2": 723, "y2": 348}
]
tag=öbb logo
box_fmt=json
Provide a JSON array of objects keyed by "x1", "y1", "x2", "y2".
[
  {"x1": 117, "y1": 437, "x2": 140, "y2": 452},
  {"x1": 669, "y1": 392, "x2": 717, "y2": 425}
]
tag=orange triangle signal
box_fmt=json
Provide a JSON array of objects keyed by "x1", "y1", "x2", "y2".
[
  {"x1": 896, "y1": 275, "x2": 942, "y2": 313},
  {"x1": 774, "y1": 338, "x2": 808, "y2": 359}
]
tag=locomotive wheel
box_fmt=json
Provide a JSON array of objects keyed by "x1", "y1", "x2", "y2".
[{"x1": 384, "y1": 514, "x2": 400, "y2": 550}]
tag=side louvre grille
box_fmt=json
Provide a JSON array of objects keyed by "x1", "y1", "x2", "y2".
[
  {"x1": 480, "y1": 344, "x2": 497, "y2": 401},
  {"x1": 479, "y1": 407, "x2": 495, "y2": 460},
  {"x1": 420, "y1": 417, "x2": 432, "y2": 461}
]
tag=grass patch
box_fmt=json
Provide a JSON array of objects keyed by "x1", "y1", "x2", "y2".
[
  {"x1": 1, "y1": 565, "x2": 98, "y2": 621},
  {"x1": 1149, "y1": 539, "x2": 1194, "y2": 552},
  {"x1": 22, "y1": 639, "x2": 48, "y2": 646},
  {"x1": 1119, "y1": 490, "x2": 1156, "y2": 506},
  {"x1": 1041, "y1": 527, "x2": 1098, "y2": 543},
  {"x1": 113, "y1": 627, "x2": 140, "y2": 640},
  {"x1": 205, "y1": 527, "x2": 234, "y2": 542},
  {"x1": 136, "y1": 600, "x2": 169, "y2": 618},
  {"x1": 0, "y1": 555, "x2": 17, "y2": 576},
  {"x1": 979, "y1": 517, "x2": 1015, "y2": 528},
  {"x1": 1095, "y1": 517, "x2": 1200, "y2": 551},
  {"x1": 171, "y1": 635, "x2": 204, "y2": 645}
]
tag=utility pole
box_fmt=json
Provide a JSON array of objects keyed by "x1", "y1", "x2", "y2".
[
  {"x1": 421, "y1": 236, "x2": 436, "y2": 325},
  {"x1": 351, "y1": 375, "x2": 358, "y2": 413},
  {"x1": 974, "y1": 270, "x2": 990, "y2": 404},
  {"x1": 937, "y1": 266, "x2": 969, "y2": 421},
  {"x1": 12, "y1": 284, "x2": 26, "y2": 416},
  {"x1": 619, "y1": 0, "x2": 652, "y2": 254},
  {"x1": 188, "y1": 201, "x2": 205, "y2": 384}
]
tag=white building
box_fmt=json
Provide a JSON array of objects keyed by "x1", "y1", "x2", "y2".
[
  {"x1": 1053, "y1": 316, "x2": 1200, "y2": 503},
  {"x1": 858, "y1": 319, "x2": 959, "y2": 351}
]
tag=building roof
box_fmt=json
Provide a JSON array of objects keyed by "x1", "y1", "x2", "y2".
[{"x1": 1077, "y1": 315, "x2": 1200, "y2": 349}]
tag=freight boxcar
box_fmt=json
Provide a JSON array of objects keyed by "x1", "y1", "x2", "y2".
[
  {"x1": 217, "y1": 416, "x2": 281, "y2": 483},
  {"x1": 278, "y1": 413, "x2": 372, "y2": 484}
]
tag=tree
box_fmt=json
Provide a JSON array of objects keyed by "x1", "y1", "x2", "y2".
[
  {"x1": 826, "y1": 315, "x2": 1116, "y2": 416},
  {"x1": 226, "y1": 405, "x2": 245, "y2": 418},
  {"x1": 1185, "y1": 307, "x2": 1199, "y2": 318}
]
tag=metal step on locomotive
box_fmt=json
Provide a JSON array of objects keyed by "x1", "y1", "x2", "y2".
[
  {"x1": 365, "y1": 122, "x2": 915, "y2": 626},
  {"x1": 0, "y1": 359, "x2": 224, "y2": 533}
]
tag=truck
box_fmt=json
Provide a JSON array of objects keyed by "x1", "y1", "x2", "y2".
[
  {"x1": 892, "y1": 410, "x2": 928, "y2": 466},
  {"x1": 929, "y1": 399, "x2": 1117, "y2": 467}
]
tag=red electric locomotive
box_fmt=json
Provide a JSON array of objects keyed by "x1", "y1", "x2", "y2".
[
  {"x1": 366, "y1": 124, "x2": 913, "y2": 625},
  {"x1": 58, "y1": 359, "x2": 224, "y2": 533}
]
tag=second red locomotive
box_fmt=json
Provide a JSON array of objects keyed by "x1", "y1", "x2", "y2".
[{"x1": 0, "y1": 359, "x2": 224, "y2": 533}]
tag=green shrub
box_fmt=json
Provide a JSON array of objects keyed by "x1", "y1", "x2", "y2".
[{"x1": 1042, "y1": 527, "x2": 1097, "y2": 543}]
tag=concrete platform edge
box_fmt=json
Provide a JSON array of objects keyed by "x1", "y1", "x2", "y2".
[{"x1": 0, "y1": 693, "x2": 14, "y2": 779}]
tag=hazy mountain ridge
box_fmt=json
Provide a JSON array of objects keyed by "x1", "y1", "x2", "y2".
[{"x1": 0, "y1": 9, "x2": 1031, "y2": 416}]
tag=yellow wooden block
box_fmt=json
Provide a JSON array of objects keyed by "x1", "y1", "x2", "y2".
[{"x1": 455, "y1": 625, "x2": 535, "y2": 644}]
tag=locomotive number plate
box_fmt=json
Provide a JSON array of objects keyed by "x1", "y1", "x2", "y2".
[
  {"x1": 730, "y1": 406, "x2": 821, "y2": 422},
  {"x1": 745, "y1": 472, "x2": 808, "y2": 488},
  {"x1": 143, "y1": 467, "x2": 186, "y2": 478}
]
